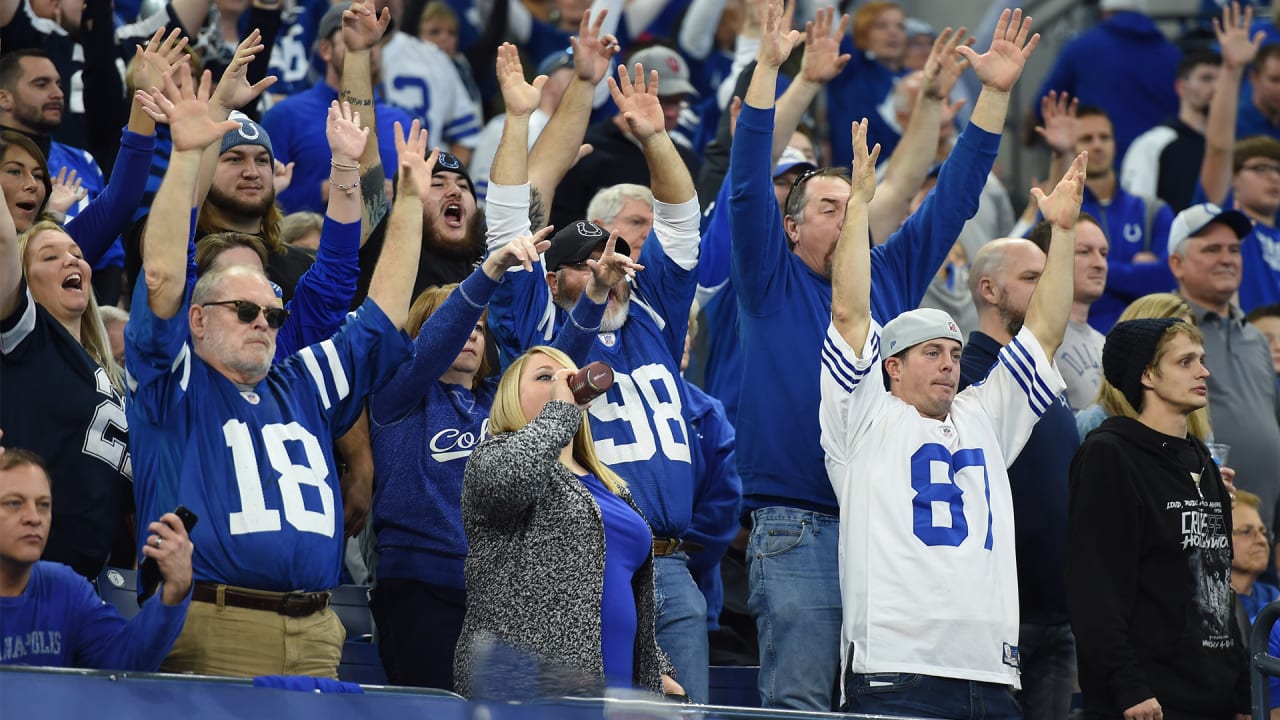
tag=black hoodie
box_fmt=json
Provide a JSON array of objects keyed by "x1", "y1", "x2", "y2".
[{"x1": 1067, "y1": 416, "x2": 1248, "y2": 719}]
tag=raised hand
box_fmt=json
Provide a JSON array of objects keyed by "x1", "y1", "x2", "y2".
[
  {"x1": 850, "y1": 118, "x2": 881, "y2": 204},
  {"x1": 570, "y1": 9, "x2": 619, "y2": 85},
  {"x1": 586, "y1": 229, "x2": 646, "y2": 297},
  {"x1": 483, "y1": 224, "x2": 555, "y2": 278},
  {"x1": 137, "y1": 64, "x2": 243, "y2": 151},
  {"x1": 798, "y1": 7, "x2": 851, "y2": 85},
  {"x1": 327, "y1": 99, "x2": 371, "y2": 164},
  {"x1": 1035, "y1": 90, "x2": 1078, "y2": 156},
  {"x1": 272, "y1": 159, "x2": 295, "y2": 196},
  {"x1": 956, "y1": 8, "x2": 1038, "y2": 93},
  {"x1": 210, "y1": 29, "x2": 278, "y2": 112},
  {"x1": 132, "y1": 27, "x2": 190, "y2": 99},
  {"x1": 342, "y1": 0, "x2": 392, "y2": 53},
  {"x1": 1032, "y1": 150, "x2": 1087, "y2": 229},
  {"x1": 496, "y1": 43, "x2": 546, "y2": 117},
  {"x1": 755, "y1": 0, "x2": 801, "y2": 69},
  {"x1": 608, "y1": 64, "x2": 666, "y2": 143},
  {"x1": 1214, "y1": 2, "x2": 1264, "y2": 68},
  {"x1": 47, "y1": 167, "x2": 86, "y2": 214},
  {"x1": 393, "y1": 119, "x2": 439, "y2": 204},
  {"x1": 921, "y1": 27, "x2": 973, "y2": 101}
]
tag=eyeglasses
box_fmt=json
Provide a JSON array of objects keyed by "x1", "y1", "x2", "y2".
[
  {"x1": 202, "y1": 300, "x2": 290, "y2": 329},
  {"x1": 1240, "y1": 163, "x2": 1280, "y2": 178},
  {"x1": 1233, "y1": 525, "x2": 1274, "y2": 543}
]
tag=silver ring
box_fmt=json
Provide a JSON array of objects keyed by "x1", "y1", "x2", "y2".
[{"x1": 154, "y1": 536, "x2": 163, "y2": 549}]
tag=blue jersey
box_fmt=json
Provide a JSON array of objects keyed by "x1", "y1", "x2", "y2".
[
  {"x1": 487, "y1": 187, "x2": 702, "y2": 536},
  {"x1": 125, "y1": 288, "x2": 413, "y2": 592},
  {"x1": 264, "y1": 0, "x2": 330, "y2": 99},
  {"x1": 0, "y1": 562, "x2": 188, "y2": 670},
  {"x1": 1239, "y1": 223, "x2": 1280, "y2": 312},
  {"x1": 261, "y1": 84, "x2": 415, "y2": 215},
  {"x1": 728, "y1": 104, "x2": 1001, "y2": 515}
]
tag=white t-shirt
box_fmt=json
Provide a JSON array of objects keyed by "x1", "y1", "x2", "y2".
[
  {"x1": 819, "y1": 321, "x2": 1065, "y2": 694},
  {"x1": 380, "y1": 33, "x2": 482, "y2": 150},
  {"x1": 1054, "y1": 319, "x2": 1105, "y2": 412}
]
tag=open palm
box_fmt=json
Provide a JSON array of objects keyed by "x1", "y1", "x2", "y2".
[
  {"x1": 496, "y1": 43, "x2": 545, "y2": 116},
  {"x1": 609, "y1": 65, "x2": 665, "y2": 142},
  {"x1": 956, "y1": 8, "x2": 1038, "y2": 93},
  {"x1": 327, "y1": 100, "x2": 370, "y2": 163}
]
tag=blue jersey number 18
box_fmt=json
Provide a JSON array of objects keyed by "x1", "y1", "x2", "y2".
[{"x1": 224, "y1": 420, "x2": 336, "y2": 537}]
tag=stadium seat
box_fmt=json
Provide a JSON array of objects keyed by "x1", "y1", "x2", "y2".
[
  {"x1": 707, "y1": 665, "x2": 760, "y2": 708},
  {"x1": 331, "y1": 585, "x2": 375, "y2": 642},
  {"x1": 338, "y1": 642, "x2": 388, "y2": 685},
  {"x1": 96, "y1": 567, "x2": 140, "y2": 620}
]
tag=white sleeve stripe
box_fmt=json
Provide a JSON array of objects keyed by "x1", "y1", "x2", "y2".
[
  {"x1": 998, "y1": 339, "x2": 1051, "y2": 415},
  {"x1": 174, "y1": 344, "x2": 191, "y2": 392},
  {"x1": 821, "y1": 337, "x2": 877, "y2": 394},
  {"x1": 1009, "y1": 337, "x2": 1056, "y2": 407},
  {"x1": 823, "y1": 335, "x2": 874, "y2": 380},
  {"x1": 821, "y1": 344, "x2": 856, "y2": 393},
  {"x1": 298, "y1": 347, "x2": 332, "y2": 410},
  {"x1": 0, "y1": 288, "x2": 37, "y2": 354},
  {"x1": 318, "y1": 339, "x2": 350, "y2": 403}
]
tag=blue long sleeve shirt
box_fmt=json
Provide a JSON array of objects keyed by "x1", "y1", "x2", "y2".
[
  {"x1": 681, "y1": 382, "x2": 741, "y2": 629},
  {"x1": 825, "y1": 45, "x2": 906, "y2": 171},
  {"x1": 0, "y1": 562, "x2": 189, "y2": 670},
  {"x1": 371, "y1": 268, "x2": 606, "y2": 589},
  {"x1": 728, "y1": 103, "x2": 1000, "y2": 516},
  {"x1": 63, "y1": 128, "x2": 156, "y2": 271}
]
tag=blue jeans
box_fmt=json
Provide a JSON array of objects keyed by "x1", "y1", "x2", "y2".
[
  {"x1": 1017, "y1": 622, "x2": 1076, "y2": 720},
  {"x1": 653, "y1": 553, "x2": 709, "y2": 704},
  {"x1": 747, "y1": 507, "x2": 842, "y2": 711},
  {"x1": 844, "y1": 672, "x2": 1022, "y2": 720}
]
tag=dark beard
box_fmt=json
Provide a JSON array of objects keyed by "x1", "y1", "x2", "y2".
[
  {"x1": 423, "y1": 211, "x2": 485, "y2": 262},
  {"x1": 208, "y1": 184, "x2": 275, "y2": 219}
]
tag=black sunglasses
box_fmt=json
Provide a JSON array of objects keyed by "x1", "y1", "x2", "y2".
[
  {"x1": 783, "y1": 167, "x2": 825, "y2": 212},
  {"x1": 202, "y1": 300, "x2": 290, "y2": 329}
]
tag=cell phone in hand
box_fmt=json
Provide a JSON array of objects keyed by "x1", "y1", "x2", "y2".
[{"x1": 138, "y1": 505, "x2": 198, "y2": 605}]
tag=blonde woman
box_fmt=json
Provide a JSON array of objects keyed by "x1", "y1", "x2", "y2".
[
  {"x1": 1, "y1": 195, "x2": 131, "y2": 580},
  {"x1": 455, "y1": 346, "x2": 681, "y2": 699}
]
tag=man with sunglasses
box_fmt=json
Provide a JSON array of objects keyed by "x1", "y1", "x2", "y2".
[{"x1": 121, "y1": 65, "x2": 452, "y2": 678}]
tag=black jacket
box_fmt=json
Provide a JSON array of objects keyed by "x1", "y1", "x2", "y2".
[{"x1": 1068, "y1": 416, "x2": 1248, "y2": 719}]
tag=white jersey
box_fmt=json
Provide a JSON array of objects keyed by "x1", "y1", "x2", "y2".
[
  {"x1": 819, "y1": 321, "x2": 1065, "y2": 693},
  {"x1": 380, "y1": 33, "x2": 482, "y2": 150}
]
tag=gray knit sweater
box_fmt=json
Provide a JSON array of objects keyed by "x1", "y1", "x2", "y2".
[{"x1": 455, "y1": 400, "x2": 672, "y2": 699}]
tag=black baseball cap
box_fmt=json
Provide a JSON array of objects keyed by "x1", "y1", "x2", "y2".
[
  {"x1": 544, "y1": 221, "x2": 630, "y2": 271},
  {"x1": 433, "y1": 151, "x2": 475, "y2": 199}
]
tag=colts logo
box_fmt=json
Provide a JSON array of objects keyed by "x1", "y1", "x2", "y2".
[
  {"x1": 577, "y1": 221, "x2": 604, "y2": 238},
  {"x1": 1123, "y1": 222, "x2": 1142, "y2": 244},
  {"x1": 229, "y1": 111, "x2": 261, "y2": 141}
]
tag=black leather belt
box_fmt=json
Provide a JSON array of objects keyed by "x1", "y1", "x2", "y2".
[
  {"x1": 192, "y1": 582, "x2": 331, "y2": 617},
  {"x1": 652, "y1": 538, "x2": 704, "y2": 557}
]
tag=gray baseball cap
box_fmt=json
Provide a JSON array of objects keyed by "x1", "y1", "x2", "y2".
[
  {"x1": 1166, "y1": 202, "x2": 1252, "y2": 257},
  {"x1": 880, "y1": 308, "x2": 964, "y2": 356},
  {"x1": 626, "y1": 46, "x2": 699, "y2": 98}
]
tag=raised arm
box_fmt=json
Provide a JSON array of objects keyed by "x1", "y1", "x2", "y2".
[
  {"x1": 830, "y1": 119, "x2": 879, "y2": 354},
  {"x1": 1201, "y1": 2, "x2": 1263, "y2": 206},
  {"x1": 771, "y1": 7, "x2": 850, "y2": 163},
  {"x1": 366, "y1": 121, "x2": 435, "y2": 330},
  {"x1": 488, "y1": 42, "x2": 546, "y2": 188},
  {"x1": 137, "y1": 66, "x2": 243, "y2": 319},
  {"x1": 1033, "y1": 90, "x2": 1079, "y2": 205},
  {"x1": 1023, "y1": 151, "x2": 1087, "y2": 359},
  {"x1": 338, "y1": 0, "x2": 393, "y2": 245},
  {"x1": 743, "y1": 0, "x2": 800, "y2": 112},
  {"x1": 610, "y1": 64, "x2": 696, "y2": 205},
  {"x1": 871, "y1": 26, "x2": 970, "y2": 243},
  {"x1": 527, "y1": 10, "x2": 619, "y2": 216},
  {"x1": 957, "y1": 8, "x2": 1039, "y2": 135}
]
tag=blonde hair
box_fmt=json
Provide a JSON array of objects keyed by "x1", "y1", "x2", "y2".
[
  {"x1": 406, "y1": 283, "x2": 490, "y2": 391},
  {"x1": 18, "y1": 221, "x2": 124, "y2": 392},
  {"x1": 489, "y1": 346, "x2": 627, "y2": 495},
  {"x1": 1097, "y1": 320, "x2": 1211, "y2": 440}
]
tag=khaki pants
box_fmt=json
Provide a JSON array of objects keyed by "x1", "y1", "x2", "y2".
[{"x1": 161, "y1": 595, "x2": 345, "y2": 678}]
